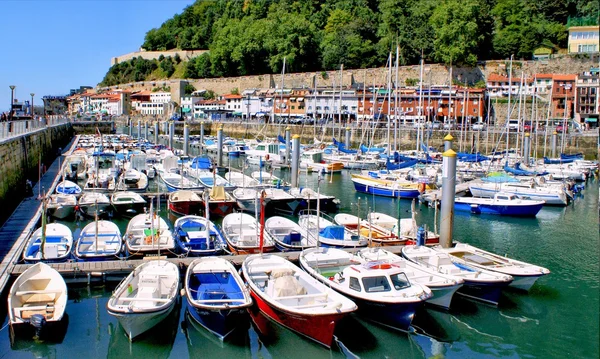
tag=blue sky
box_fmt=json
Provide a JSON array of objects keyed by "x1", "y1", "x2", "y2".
[{"x1": 0, "y1": 0, "x2": 193, "y2": 112}]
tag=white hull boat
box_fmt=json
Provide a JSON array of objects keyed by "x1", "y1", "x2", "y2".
[
  {"x1": 75, "y1": 220, "x2": 122, "y2": 260},
  {"x1": 124, "y1": 211, "x2": 175, "y2": 257},
  {"x1": 107, "y1": 260, "x2": 179, "y2": 341},
  {"x1": 78, "y1": 192, "x2": 111, "y2": 217},
  {"x1": 23, "y1": 223, "x2": 73, "y2": 263},
  {"x1": 47, "y1": 194, "x2": 77, "y2": 219}
]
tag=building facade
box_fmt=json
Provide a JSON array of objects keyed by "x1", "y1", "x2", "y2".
[
  {"x1": 568, "y1": 26, "x2": 599, "y2": 54},
  {"x1": 575, "y1": 68, "x2": 599, "y2": 127}
]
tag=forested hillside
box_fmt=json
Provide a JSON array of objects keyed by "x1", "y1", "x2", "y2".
[{"x1": 100, "y1": 0, "x2": 598, "y2": 86}]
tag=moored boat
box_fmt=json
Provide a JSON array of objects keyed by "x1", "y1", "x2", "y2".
[
  {"x1": 264, "y1": 216, "x2": 317, "y2": 251},
  {"x1": 110, "y1": 191, "x2": 147, "y2": 218},
  {"x1": 78, "y1": 192, "x2": 111, "y2": 218},
  {"x1": 242, "y1": 253, "x2": 357, "y2": 347},
  {"x1": 221, "y1": 213, "x2": 276, "y2": 254},
  {"x1": 55, "y1": 180, "x2": 82, "y2": 195},
  {"x1": 168, "y1": 190, "x2": 203, "y2": 216},
  {"x1": 74, "y1": 220, "x2": 122, "y2": 261},
  {"x1": 124, "y1": 208, "x2": 175, "y2": 257},
  {"x1": 298, "y1": 210, "x2": 368, "y2": 248},
  {"x1": 173, "y1": 215, "x2": 227, "y2": 256},
  {"x1": 300, "y1": 247, "x2": 431, "y2": 331},
  {"x1": 8, "y1": 262, "x2": 67, "y2": 338},
  {"x1": 454, "y1": 193, "x2": 544, "y2": 217},
  {"x1": 46, "y1": 194, "x2": 77, "y2": 220},
  {"x1": 23, "y1": 223, "x2": 73, "y2": 263},
  {"x1": 184, "y1": 257, "x2": 252, "y2": 339},
  {"x1": 107, "y1": 260, "x2": 180, "y2": 341}
]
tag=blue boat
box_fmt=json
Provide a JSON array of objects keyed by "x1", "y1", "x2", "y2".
[
  {"x1": 454, "y1": 193, "x2": 544, "y2": 217},
  {"x1": 55, "y1": 180, "x2": 82, "y2": 195},
  {"x1": 351, "y1": 175, "x2": 421, "y2": 199},
  {"x1": 184, "y1": 257, "x2": 252, "y2": 340},
  {"x1": 23, "y1": 223, "x2": 74, "y2": 263},
  {"x1": 173, "y1": 215, "x2": 227, "y2": 256}
]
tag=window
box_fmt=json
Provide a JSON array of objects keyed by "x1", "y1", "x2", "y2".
[
  {"x1": 349, "y1": 277, "x2": 361, "y2": 292},
  {"x1": 390, "y1": 273, "x2": 411, "y2": 290},
  {"x1": 362, "y1": 276, "x2": 391, "y2": 292}
]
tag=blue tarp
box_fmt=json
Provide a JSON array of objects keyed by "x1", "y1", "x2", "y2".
[
  {"x1": 278, "y1": 135, "x2": 286, "y2": 144},
  {"x1": 319, "y1": 225, "x2": 345, "y2": 239},
  {"x1": 560, "y1": 153, "x2": 583, "y2": 159},
  {"x1": 386, "y1": 158, "x2": 418, "y2": 170},
  {"x1": 338, "y1": 143, "x2": 357, "y2": 154},
  {"x1": 543, "y1": 157, "x2": 576, "y2": 164},
  {"x1": 457, "y1": 152, "x2": 490, "y2": 162},
  {"x1": 360, "y1": 144, "x2": 386, "y2": 153},
  {"x1": 189, "y1": 156, "x2": 213, "y2": 170}
]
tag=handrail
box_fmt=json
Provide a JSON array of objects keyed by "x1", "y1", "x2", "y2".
[{"x1": 0, "y1": 118, "x2": 70, "y2": 142}]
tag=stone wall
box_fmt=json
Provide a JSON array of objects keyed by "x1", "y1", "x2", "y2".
[
  {"x1": 0, "y1": 125, "x2": 73, "y2": 224},
  {"x1": 111, "y1": 49, "x2": 209, "y2": 66}
]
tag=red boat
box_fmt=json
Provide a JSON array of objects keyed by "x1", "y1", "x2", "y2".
[
  {"x1": 201, "y1": 186, "x2": 237, "y2": 217},
  {"x1": 168, "y1": 190, "x2": 203, "y2": 216},
  {"x1": 241, "y1": 254, "x2": 357, "y2": 347}
]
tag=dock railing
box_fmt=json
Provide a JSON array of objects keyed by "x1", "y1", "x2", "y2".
[{"x1": 0, "y1": 117, "x2": 69, "y2": 141}]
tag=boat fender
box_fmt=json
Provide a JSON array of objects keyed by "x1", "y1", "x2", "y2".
[
  {"x1": 265, "y1": 154, "x2": 270, "y2": 161},
  {"x1": 370, "y1": 263, "x2": 392, "y2": 270},
  {"x1": 418, "y1": 182, "x2": 426, "y2": 193}
]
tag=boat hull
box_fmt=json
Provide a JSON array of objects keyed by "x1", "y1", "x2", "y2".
[
  {"x1": 469, "y1": 186, "x2": 567, "y2": 206},
  {"x1": 168, "y1": 201, "x2": 202, "y2": 216},
  {"x1": 112, "y1": 202, "x2": 147, "y2": 218},
  {"x1": 109, "y1": 302, "x2": 175, "y2": 340},
  {"x1": 206, "y1": 201, "x2": 237, "y2": 217},
  {"x1": 248, "y1": 290, "x2": 346, "y2": 348},
  {"x1": 352, "y1": 180, "x2": 420, "y2": 199},
  {"x1": 79, "y1": 203, "x2": 112, "y2": 218},
  {"x1": 454, "y1": 202, "x2": 543, "y2": 217},
  {"x1": 352, "y1": 297, "x2": 423, "y2": 331},
  {"x1": 47, "y1": 205, "x2": 75, "y2": 220},
  {"x1": 457, "y1": 280, "x2": 511, "y2": 305},
  {"x1": 187, "y1": 301, "x2": 248, "y2": 340},
  {"x1": 425, "y1": 283, "x2": 463, "y2": 309},
  {"x1": 509, "y1": 274, "x2": 545, "y2": 291}
]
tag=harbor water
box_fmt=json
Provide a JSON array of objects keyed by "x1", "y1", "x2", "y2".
[{"x1": 0, "y1": 159, "x2": 598, "y2": 359}]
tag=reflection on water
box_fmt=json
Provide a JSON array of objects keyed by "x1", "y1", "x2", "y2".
[
  {"x1": 182, "y1": 310, "x2": 251, "y2": 358},
  {"x1": 9, "y1": 314, "x2": 69, "y2": 359}
]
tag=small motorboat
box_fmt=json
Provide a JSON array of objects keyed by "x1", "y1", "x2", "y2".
[
  {"x1": 242, "y1": 253, "x2": 356, "y2": 348},
  {"x1": 433, "y1": 242, "x2": 550, "y2": 291},
  {"x1": 350, "y1": 174, "x2": 421, "y2": 198},
  {"x1": 160, "y1": 172, "x2": 204, "y2": 192},
  {"x1": 124, "y1": 207, "x2": 175, "y2": 257},
  {"x1": 221, "y1": 213, "x2": 276, "y2": 254},
  {"x1": 454, "y1": 192, "x2": 545, "y2": 217},
  {"x1": 107, "y1": 260, "x2": 180, "y2": 341},
  {"x1": 367, "y1": 211, "x2": 439, "y2": 245},
  {"x1": 168, "y1": 190, "x2": 203, "y2": 216},
  {"x1": 184, "y1": 257, "x2": 252, "y2": 339},
  {"x1": 8, "y1": 262, "x2": 67, "y2": 338},
  {"x1": 298, "y1": 210, "x2": 368, "y2": 248},
  {"x1": 173, "y1": 215, "x2": 227, "y2": 256},
  {"x1": 402, "y1": 245, "x2": 513, "y2": 305},
  {"x1": 23, "y1": 223, "x2": 73, "y2": 263},
  {"x1": 357, "y1": 247, "x2": 464, "y2": 310},
  {"x1": 118, "y1": 168, "x2": 149, "y2": 192},
  {"x1": 264, "y1": 216, "x2": 317, "y2": 251},
  {"x1": 74, "y1": 220, "x2": 122, "y2": 261},
  {"x1": 288, "y1": 187, "x2": 340, "y2": 214},
  {"x1": 202, "y1": 186, "x2": 237, "y2": 217},
  {"x1": 55, "y1": 180, "x2": 82, "y2": 195},
  {"x1": 334, "y1": 213, "x2": 405, "y2": 246},
  {"x1": 111, "y1": 191, "x2": 147, "y2": 218},
  {"x1": 46, "y1": 194, "x2": 77, "y2": 220},
  {"x1": 78, "y1": 192, "x2": 111, "y2": 218},
  {"x1": 300, "y1": 247, "x2": 431, "y2": 331}
]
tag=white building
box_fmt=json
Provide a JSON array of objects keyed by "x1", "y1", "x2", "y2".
[
  {"x1": 306, "y1": 89, "x2": 359, "y2": 120},
  {"x1": 180, "y1": 95, "x2": 203, "y2": 118},
  {"x1": 150, "y1": 91, "x2": 171, "y2": 103}
]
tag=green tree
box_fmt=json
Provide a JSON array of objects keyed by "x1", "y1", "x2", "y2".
[
  {"x1": 184, "y1": 83, "x2": 196, "y2": 95},
  {"x1": 204, "y1": 90, "x2": 217, "y2": 100}
]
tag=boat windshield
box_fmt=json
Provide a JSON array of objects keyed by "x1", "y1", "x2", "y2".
[
  {"x1": 362, "y1": 276, "x2": 391, "y2": 292},
  {"x1": 390, "y1": 273, "x2": 411, "y2": 290}
]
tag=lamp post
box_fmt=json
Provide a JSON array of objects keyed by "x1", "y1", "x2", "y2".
[
  {"x1": 9, "y1": 85, "x2": 16, "y2": 121},
  {"x1": 30, "y1": 93, "x2": 35, "y2": 119}
]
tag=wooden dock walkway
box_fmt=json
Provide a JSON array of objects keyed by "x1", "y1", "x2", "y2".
[
  {"x1": 9, "y1": 245, "x2": 406, "y2": 285},
  {"x1": 419, "y1": 178, "x2": 481, "y2": 204},
  {"x1": 0, "y1": 136, "x2": 79, "y2": 292}
]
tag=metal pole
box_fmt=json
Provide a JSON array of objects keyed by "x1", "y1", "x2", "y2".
[
  {"x1": 30, "y1": 93, "x2": 34, "y2": 119},
  {"x1": 183, "y1": 124, "x2": 190, "y2": 156},
  {"x1": 144, "y1": 121, "x2": 148, "y2": 140},
  {"x1": 439, "y1": 149, "x2": 457, "y2": 248},
  {"x1": 285, "y1": 127, "x2": 291, "y2": 163},
  {"x1": 199, "y1": 121, "x2": 204, "y2": 155},
  {"x1": 217, "y1": 125, "x2": 223, "y2": 167},
  {"x1": 551, "y1": 131, "x2": 557, "y2": 158},
  {"x1": 444, "y1": 134, "x2": 454, "y2": 151},
  {"x1": 169, "y1": 120, "x2": 174, "y2": 149},
  {"x1": 345, "y1": 127, "x2": 351, "y2": 148},
  {"x1": 523, "y1": 132, "x2": 530, "y2": 165},
  {"x1": 154, "y1": 121, "x2": 159, "y2": 144},
  {"x1": 137, "y1": 120, "x2": 141, "y2": 139},
  {"x1": 128, "y1": 119, "x2": 132, "y2": 137},
  {"x1": 9, "y1": 85, "x2": 15, "y2": 121},
  {"x1": 291, "y1": 135, "x2": 300, "y2": 187}
]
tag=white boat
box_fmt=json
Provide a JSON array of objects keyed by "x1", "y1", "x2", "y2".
[
  {"x1": 78, "y1": 192, "x2": 111, "y2": 217},
  {"x1": 300, "y1": 247, "x2": 431, "y2": 331},
  {"x1": 118, "y1": 168, "x2": 149, "y2": 192},
  {"x1": 454, "y1": 192, "x2": 545, "y2": 217},
  {"x1": 232, "y1": 187, "x2": 296, "y2": 213},
  {"x1": 8, "y1": 262, "x2": 67, "y2": 336},
  {"x1": 241, "y1": 253, "x2": 357, "y2": 347},
  {"x1": 300, "y1": 150, "x2": 344, "y2": 173},
  {"x1": 366, "y1": 211, "x2": 439, "y2": 244},
  {"x1": 469, "y1": 179, "x2": 569, "y2": 206},
  {"x1": 46, "y1": 194, "x2": 77, "y2": 219},
  {"x1": 124, "y1": 209, "x2": 175, "y2": 257},
  {"x1": 225, "y1": 171, "x2": 261, "y2": 188},
  {"x1": 55, "y1": 180, "x2": 82, "y2": 195},
  {"x1": 107, "y1": 260, "x2": 180, "y2": 341},
  {"x1": 110, "y1": 191, "x2": 147, "y2": 218},
  {"x1": 265, "y1": 216, "x2": 317, "y2": 251},
  {"x1": 160, "y1": 172, "x2": 204, "y2": 192},
  {"x1": 356, "y1": 247, "x2": 463, "y2": 309},
  {"x1": 250, "y1": 171, "x2": 290, "y2": 188},
  {"x1": 75, "y1": 220, "x2": 122, "y2": 260},
  {"x1": 61, "y1": 154, "x2": 87, "y2": 181},
  {"x1": 334, "y1": 213, "x2": 404, "y2": 246},
  {"x1": 402, "y1": 245, "x2": 513, "y2": 305},
  {"x1": 298, "y1": 210, "x2": 368, "y2": 248},
  {"x1": 433, "y1": 242, "x2": 550, "y2": 291},
  {"x1": 23, "y1": 223, "x2": 73, "y2": 263},
  {"x1": 221, "y1": 212, "x2": 276, "y2": 254}
]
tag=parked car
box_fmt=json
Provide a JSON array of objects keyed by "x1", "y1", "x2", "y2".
[
  {"x1": 556, "y1": 123, "x2": 568, "y2": 133},
  {"x1": 507, "y1": 120, "x2": 520, "y2": 132},
  {"x1": 426, "y1": 121, "x2": 442, "y2": 129},
  {"x1": 413, "y1": 121, "x2": 426, "y2": 129},
  {"x1": 472, "y1": 121, "x2": 486, "y2": 131},
  {"x1": 443, "y1": 121, "x2": 455, "y2": 130},
  {"x1": 523, "y1": 122, "x2": 533, "y2": 132}
]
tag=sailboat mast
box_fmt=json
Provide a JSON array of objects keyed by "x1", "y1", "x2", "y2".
[
  {"x1": 339, "y1": 64, "x2": 343, "y2": 139},
  {"x1": 394, "y1": 45, "x2": 400, "y2": 152},
  {"x1": 387, "y1": 52, "x2": 392, "y2": 152},
  {"x1": 416, "y1": 57, "x2": 424, "y2": 152},
  {"x1": 505, "y1": 55, "x2": 514, "y2": 162}
]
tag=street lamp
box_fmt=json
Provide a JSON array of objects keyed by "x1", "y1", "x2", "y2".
[
  {"x1": 30, "y1": 93, "x2": 35, "y2": 119},
  {"x1": 9, "y1": 85, "x2": 15, "y2": 121}
]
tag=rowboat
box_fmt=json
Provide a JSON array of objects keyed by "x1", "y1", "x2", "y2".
[
  {"x1": 23, "y1": 223, "x2": 73, "y2": 263},
  {"x1": 74, "y1": 220, "x2": 122, "y2": 261},
  {"x1": 173, "y1": 215, "x2": 227, "y2": 256}
]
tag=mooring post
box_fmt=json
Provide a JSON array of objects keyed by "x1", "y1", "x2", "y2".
[
  {"x1": 217, "y1": 125, "x2": 223, "y2": 167},
  {"x1": 551, "y1": 131, "x2": 557, "y2": 158},
  {"x1": 169, "y1": 121, "x2": 174, "y2": 149},
  {"x1": 291, "y1": 134, "x2": 300, "y2": 188},
  {"x1": 144, "y1": 121, "x2": 148, "y2": 140},
  {"x1": 345, "y1": 127, "x2": 351, "y2": 148},
  {"x1": 444, "y1": 134, "x2": 454, "y2": 151},
  {"x1": 183, "y1": 124, "x2": 190, "y2": 156},
  {"x1": 439, "y1": 149, "x2": 457, "y2": 248},
  {"x1": 199, "y1": 121, "x2": 204, "y2": 155},
  {"x1": 285, "y1": 127, "x2": 291, "y2": 163},
  {"x1": 137, "y1": 120, "x2": 141, "y2": 139},
  {"x1": 154, "y1": 121, "x2": 159, "y2": 144},
  {"x1": 128, "y1": 119, "x2": 132, "y2": 137},
  {"x1": 523, "y1": 132, "x2": 530, "y2": 165}
]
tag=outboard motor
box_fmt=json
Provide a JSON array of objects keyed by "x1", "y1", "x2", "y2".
[
  {"x1": 416, "y1": 226, "x2": 426, "y2": 246},
  {"x1": 28, "y1": 313, "x2": 46, "y2": 338}
]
